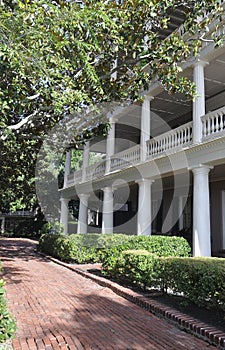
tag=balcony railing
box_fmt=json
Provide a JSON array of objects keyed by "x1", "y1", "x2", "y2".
[
  {"x1": 67, "y1": 170, "x2": 82, "y2": 185},
  {"x1": 202, "y1": 106, "x2": 225, "y2": 140},
  {"x1": 85, "y1": 161, "x2": 106, "y2": 181},
  {"x1": 146, "y1": 122, "x2": 193, "y2": 158},
  {"x1": 110, "y1": 145, "x2": 141, "y2": 172},
  {"x1": 66, "y1": 106, "x2": 225, "y2": 186}
]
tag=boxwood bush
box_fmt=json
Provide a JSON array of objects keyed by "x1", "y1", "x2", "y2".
[
  {"x1": 101, "y1": 235, "x2": 191, "y2": 273},
  {"x1": 155, "y1": 256, "x2": 225, "y2": 310},
  {"x1": 109, "y1": 249, "x2": 158, "y2": 288},
  {"x1": 38, "y1": 233, "x2": 132, "y2": 262},
  {"x1": 38, "y1": 233, "x2": 191, "y2": 264},
  {"x1": 0, "y1": 263, "x2": 16, "y2": 343},
  {"x1": 106, "y1": 250, "x2": 225, "y2": 311}
]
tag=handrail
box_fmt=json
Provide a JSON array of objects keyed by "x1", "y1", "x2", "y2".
[{"x1": 147, "y1": 122, "x2": 193, "y2": 157}]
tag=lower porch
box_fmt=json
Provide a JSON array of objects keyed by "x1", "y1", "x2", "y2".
[{"x1": 60, "y1": 163, "x2": 225, "y2": 257}]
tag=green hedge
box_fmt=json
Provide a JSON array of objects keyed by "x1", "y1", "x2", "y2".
[
  {"x1": 109, "y1": 250, "x2": 158, "y2": 288},
  {"x1": 38, "y1": 233, "x2": 191, "y2": 264},
  {"x1": 38, "y1": 233, "x2": 131, "y2": 263},
  {"x1": 155, "y1": 257, "x2": 225, "y2": 310},
  {"x1": 101, "y1": 235, "x2": 191, "y2": 273},
  {"x1": 105, "y1": 250, "x2": 225, "y2": 311},
  {"x1": 0, "y1": 263, "x2": 16, "y2": 343}
]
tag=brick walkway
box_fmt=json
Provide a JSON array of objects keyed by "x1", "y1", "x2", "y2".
[{"x1": 0, "y1": 238, "x2": 218, "y2": 350}]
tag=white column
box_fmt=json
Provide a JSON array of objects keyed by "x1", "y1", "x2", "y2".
[
  {"x1": 102, "y1": 187, "x2": 113, "y2": 234},
  {"x1": 192, "y1": 165, "x2": 213, "y2": 257},
  {"x1": 60, "y1": 197, "x2": 69, "y2": 235},
  {"x1": 178, "y1": 196, "x2": 184, "y2": 231},
  {"x1": 82, "y1": 141, "x2": 90, "y2": 182},
  {"x1": 137, "y1": 178, "x2": 154, "y2": 235},
  {"x1": 0, "y1": 217, "x2": 5, "y2": 234},
  {"x1": 77, "y1": 194, "x2": 89, "y2": 234},
  {"x1": 193, "y1": 60, "x2": 207, "y2": 144},
  {"x1": 63, "y1": 150, "x2": 71, "y2": 188},
  {"x1": 105, "y1": 118, "x2": 116, "y2": 174},
  {"x1": 141, "y1": 96, "x2": 153, "y2": 161}
]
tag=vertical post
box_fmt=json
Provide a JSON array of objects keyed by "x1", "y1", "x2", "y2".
[
  {"x1": 178, "y1": 196, "x2": 184, "y2": 231},
  {"x1": 141, "y1": 96, "x2": 153, "y2": 161},
  {"x1": 102, "y1": 187, "x2": 114, "y2": 234},
  {"x1": 105, "y1": 118, "x2": 116, "y2": 174},
  {"x1": 192, "y1": 165, "x2": 212, "y2": 256},
  {"x1": 63, "y1": 150, "x2": 71, "y2": 188},
  {"x1": 0, "y1": 217, "x2": 5, "y2": 234},
  {"x1": 77, "y1": 194, "x2": 89, "y2": 234},
  {"x1": 136, "y1": 178, "x2": 154, "y2": 235},
  {"x1": 60, "y1": 197, "x2": 69, "y2": 235},
  {"x1": 193, "y1": 60, "x2": 207, "y2": 144},
  {"x1": 82, "y1": 141, "x2": 90, "y2": 182}
]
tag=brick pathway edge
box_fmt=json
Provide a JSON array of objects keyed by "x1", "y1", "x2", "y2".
[{"x1": 37, "y1": 250, "x2": 225, "y2": 350}]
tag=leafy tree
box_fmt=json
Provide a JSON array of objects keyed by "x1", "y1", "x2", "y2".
[{"x1": 0, "y1": 0, "x2": 223, "y2": 211}]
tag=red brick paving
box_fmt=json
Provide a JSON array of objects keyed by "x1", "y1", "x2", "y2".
[{"x1": 0, "y1": 238, "x2": 220, "y2": 350}]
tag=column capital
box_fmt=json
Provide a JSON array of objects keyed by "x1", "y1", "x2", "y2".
[
  {"x1": 192, "y1": 58, "x2": 209, "y2": 68},
  {"x1": 192, "y1": 59, "x2": 209, "y2": 68},
  {"x1": 102, "y1": 186, "x2": 113, "y2": 193},
  {"x1": 136, "y1": 178, "x2": 155, "y2": 186},
  {"x1": 60, "y1": 197, "x2": 69, "y2": 203},
  {"x1": 189, "y1": 164, "x2": 213, "y2": 175},
  {"x1": 109, "y1": 117, "x2": 118, "y2": 124},
  {"x1": 78, "y1": 193, "x2": 90, "y2": 200},
  {"x1": 143, "y1": 95, "x2": 154, "y2": 102}
]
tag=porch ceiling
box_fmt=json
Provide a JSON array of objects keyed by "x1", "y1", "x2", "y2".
[
  {"x1": 151, "y1": 49, "x2": 225, "y2": 130},
  {"x1": 90, "y1": 48, "x2": 225, "y2": 152}
]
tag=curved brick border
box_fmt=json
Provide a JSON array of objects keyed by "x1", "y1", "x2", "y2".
[{"x1": 38, "y1": 252, "x2": 225, "y2": 350}]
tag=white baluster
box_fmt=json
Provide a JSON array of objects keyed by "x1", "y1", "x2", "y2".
[
  {"x1": 190, "y1": 125, "x2": 193, "y2": 141},
  {"x1": 151, "y1": 142, "x2": 154, "y2": 156},
  {"x1": 177, "y1": 130, "x2": 181, "y2": 146},
  {"x1": 152, "y1": 142, "x2": 155, "y2": 156},
  {"x1": 202, "y1": 119, "x2": 207, "y2": 138},
  {"x1": 215, "y1": 113, "x2": 219, "y2": 133},
  {"x1": 163, "y1": 138, "x2": 165, "y2": 152},
  {"x1": 211, "y1": 116, "x2": 214, "y2": 134},
  {"x1": 219, "y1": 112, "x2": 224, "y2": 132},
  {"x1": 207, "y1": 118, "x2": 211, "y2": 136},
  {"x1": 172, "y1": 133, "x2": 176, "y2": 147},
  {"x1": 166, "y1": 135, "x2": 169, "y2": 150},
  {"x1": 180, "y1": 128, "x2": 184, "y2": 145}
]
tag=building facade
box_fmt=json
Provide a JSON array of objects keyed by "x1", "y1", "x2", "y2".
[{"x1": 59, "y1": 6, "x2": 225, "y2": 257}]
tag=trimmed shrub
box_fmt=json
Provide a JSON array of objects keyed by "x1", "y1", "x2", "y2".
[
  {"x1": 38, "y1": 234, "x2": 96, "y2": 263},
  {"x1": 106, "y1": 250, "x2": 225, "y2": 311},
  {"x1": 0, "y1": 263, "x2": 16, "y2": 343},
  {"x1": 111, "y1": 250, "x2": 158, "y2": 288},
  {"x1": 38, "y1": 233, "x2": 132, "y2": 263},
  {"x1": 101, "y1": 235, "x2": 191, "y2": 273},
  {"x1": 38, "y1": 233, "x2": 191, "y2": 264},
  {"x1": 124, "y1": 235, "x2": 191, "y2": 257},
  {"x1": 154, "y1": 257, "x2": 225, "y2": 310}
]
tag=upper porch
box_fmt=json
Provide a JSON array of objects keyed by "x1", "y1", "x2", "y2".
[{"x1": 65, "y1": 104, "x2": 225, "y2": 187}]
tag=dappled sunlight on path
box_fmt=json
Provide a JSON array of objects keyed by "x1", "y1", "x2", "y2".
[{"x1": 0, "y1": 238, "x2": 218, "y2": 350}]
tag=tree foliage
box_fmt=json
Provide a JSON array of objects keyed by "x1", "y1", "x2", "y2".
[{"x1": 0, "y1": 0, "x2": 223, "y2": 211}]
